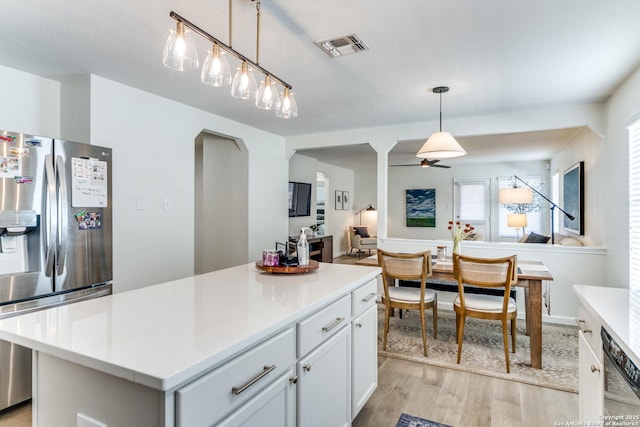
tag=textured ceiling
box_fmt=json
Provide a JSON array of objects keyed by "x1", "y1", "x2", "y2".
[{"x1": 0, "y1": 1, "x2": 639, "y2": 140}]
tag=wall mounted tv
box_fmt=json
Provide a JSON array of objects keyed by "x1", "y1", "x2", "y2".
[{"x1": 288, "y1": 181, "x2": 312, "y2": 217}]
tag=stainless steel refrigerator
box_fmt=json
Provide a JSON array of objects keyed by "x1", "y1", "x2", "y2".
[{"x1": 0, "y1": 130, "x2": 113, "y2": 410}]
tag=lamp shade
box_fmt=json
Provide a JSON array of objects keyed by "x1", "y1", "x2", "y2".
[
  {"x1": 499, "y1": 187, "x2": 533, "y2": 204},
  {"x1": 507, "y1": 213, "x2": 528, "y2": 228},
  {"x1": 162, "y1": 22, "x2": 199, "y2": 71},
  {"x1": 416, "y1": 132, "x2": 466, "y2": 159}
]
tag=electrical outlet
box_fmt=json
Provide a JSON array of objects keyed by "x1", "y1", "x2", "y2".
[{"x1": 77, "y1": 413, "x2": 107, "y2": 427}]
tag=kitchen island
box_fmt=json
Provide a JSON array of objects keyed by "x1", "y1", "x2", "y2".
[
  {"x1": 573, "y1": 285, "x2": 640, "y2": 421},
  {"x1": 0, "y1": 262, "x2": 381, "y2": 427}
]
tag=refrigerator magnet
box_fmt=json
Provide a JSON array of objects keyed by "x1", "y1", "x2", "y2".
[
  {"x1": 25, "y1": 139, "x2": 41, "y2": 147},
  {"x1": 0, "y1": 135, "x2": 16, "y2": 143},
  {"x1": 74, "y1": 210, "x2": 87, "y2": 222},
  {"x1": 9, "y1": 147, "x2": 29, "y2": 156},
  {"x1": 14, "y1": 176, "x2": 32, "y2": 184}
]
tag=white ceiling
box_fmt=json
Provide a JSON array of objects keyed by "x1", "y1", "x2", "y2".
[{"x1": 1, "y1": 1, "x2": 639, "y2": 142}]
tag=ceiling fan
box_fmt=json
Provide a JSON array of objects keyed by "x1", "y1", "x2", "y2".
[{"x1": 390, "y1": 159, "x2": 451, "y2": 169}]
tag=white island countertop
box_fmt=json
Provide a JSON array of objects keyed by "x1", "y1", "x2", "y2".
[
  {"x1": 0, "y1": 262, "x2": 380, "y2": 392},
  {"x1": 573, "y1": 284, "x2": 640, "y2": 367}
]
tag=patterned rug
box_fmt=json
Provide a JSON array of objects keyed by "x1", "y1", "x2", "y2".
[
  {"x1": 377, "y1": 305, "x2": 579, "y2": 393},
  {"x1": 396, "y1": 413, "x2": 452, "y2": 427}
]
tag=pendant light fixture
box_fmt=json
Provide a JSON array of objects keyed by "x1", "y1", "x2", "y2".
[
  {"x1": 276, "y1": 87, "x2": 298, "y2": 119},
  {"x1": 162, "y1": 21, "x2": 199, "y2": 71},
  {"x1": 201, "y1": 44, "x2": 232, "y2": 87},
  {"x1": 231, "y1": 61, "x2": 258, "y2": 99},
  {"x1": 417, "y1": 86, "x2": 466, "y2": 159},
  {"x1": 162, "y1": 1, "x2": 297, "y2": 119}
]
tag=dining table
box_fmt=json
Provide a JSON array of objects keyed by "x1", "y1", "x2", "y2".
[{"x1": 355, "y1": 255, "x2": 553, "y2": 369}]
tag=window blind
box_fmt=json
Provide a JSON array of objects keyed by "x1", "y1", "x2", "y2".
[{"x1": 629, "y1": 120, "x2": 640, "y2": 289}]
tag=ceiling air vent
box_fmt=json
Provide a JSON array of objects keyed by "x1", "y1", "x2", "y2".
[{"x1": 315, "y1": 34, "x2": 369, "y2": 58}]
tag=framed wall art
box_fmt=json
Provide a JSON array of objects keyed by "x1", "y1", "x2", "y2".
[
  {"x1": 406, "y1": 188, "x2": 436, "y2": 227},
  {"x1": 342, "y1": 191, "x2": 350, "y2": 210},
  {"x1": 335, "y1": 190, "x2": 343, "y2": 210},
  {"x1": 562, "y1": 161, "x2": 584, "y2": 235}
]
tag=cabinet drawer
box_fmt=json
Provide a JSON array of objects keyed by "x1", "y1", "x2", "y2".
[
  {"x1": 577, "y1": 305, "x2": 603, "y2": 361},
  {"x1": 176, "y1": 328, "x2": 295, "y2": 427},
  {"x1": 297, "y1": 295, "x2": 350, "y2": 357},
  {"x1": 352, "y1": 279, "x2": 377, "y2": 316}
]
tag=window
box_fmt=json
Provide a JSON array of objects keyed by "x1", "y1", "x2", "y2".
[
  {"x1": 629, "y1": 120, "x2": 640, "y2": 289},
  {"x1": 497, "y1": 176, "x2": 543, "y2": 238},
  {"x1": 454, "y1": 178, "x2": 490, "y2": 239}
]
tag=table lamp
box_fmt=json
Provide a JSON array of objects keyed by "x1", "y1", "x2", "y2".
[{"x1": 507, "y1": 213, "x2": 527, "y2": 240}]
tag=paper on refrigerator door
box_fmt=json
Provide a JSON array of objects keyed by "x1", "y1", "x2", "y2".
[{"x1": 71, "y1": 157, "x2": 108, "y2": 207}]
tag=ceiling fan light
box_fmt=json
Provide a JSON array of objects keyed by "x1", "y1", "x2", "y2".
[
  {"x1": 231, "y1": 62, "x2": 258, "y2": 100},
  {"x1": 416, "y1": 131, "x2": 466, "y2": 159},
  {"x1": 255, "y1": 76, "x2": 277, "y2": 110},
  {"x1": 276, "y1": 87, "x2": 297, "y2": 119},
  {"x1": 162, "y1": 22, "x2": 199, "y2": 71},
  {"x1": 201, "y1": 44, "x2": 231, "y2": 87}
]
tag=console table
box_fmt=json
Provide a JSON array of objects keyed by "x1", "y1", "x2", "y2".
[{"x1": 289, "y1": 235, "x2": 333, "y2": 263}]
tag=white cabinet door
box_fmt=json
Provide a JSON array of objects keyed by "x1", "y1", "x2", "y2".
[
  {"x1": 352, "y1": 304, "x2": 377, "y2": 419},
  {"x1": 216, "y1": 370, "x2": 296, "y2": 427},
  {"x1": 579, "y1": 330, "x2": 604, "y2": 421},
  {"x1": 297, "y1": 326, "x2": 351, "y2": 427}
]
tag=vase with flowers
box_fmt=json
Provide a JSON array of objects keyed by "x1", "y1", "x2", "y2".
[{"x1": 448, "y1": 221, "x2": 475, "y2": 254}]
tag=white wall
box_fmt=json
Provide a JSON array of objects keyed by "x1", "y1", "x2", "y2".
[
  {"x1": 0, "y1": 65, "x2": 60, "y2": 137},
  {"x1": 387, "y1": 160, "x2": 550, "y2": 241},
  {"x1": 549, "y1": 126, "x2": 606, "y2": 247},
  {"x1": 289, "y1": 154, "x2": 354, "y2": 256},
  {"x1": 87, "y1": 76, "x2": 288, "y2": 293},
  {"x1": 604, "y1": 65, "x2": 640, "y2": 287}
]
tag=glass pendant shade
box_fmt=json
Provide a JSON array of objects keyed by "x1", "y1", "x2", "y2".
[
  {"x1": 162, "y1": 22, "x2": 199, "y2": 71},
  {"x1": 201, "y1": 44, "x2": 231, "y2": 87},
  {"x1": 231, "y1": 62, "x2": 258, "y2": 100},
  {"x1": 276, "y1": 87, "x2": 298, "y2": 119},
  {"x1": 416, "y1": 131, "x2": 466, "y2": 159},
  {"x1": 255, "y1": 76, "x2": 277, "y2": 110}
]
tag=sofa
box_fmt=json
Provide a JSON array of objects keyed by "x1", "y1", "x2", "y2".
[
  {"x1": 347, "y1": 225, "x2": 377, "y2": 256},
  {"x1": 518, "y1": 232, "x2": 583, "y2": 246}
]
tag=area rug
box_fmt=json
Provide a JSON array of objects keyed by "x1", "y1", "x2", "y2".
[
  {"x1": 396, "y1": 413, "x2": 452, "y2": 427},
  {"x1": 377, "y1": 306, "x2": 579, "y2": 393}
]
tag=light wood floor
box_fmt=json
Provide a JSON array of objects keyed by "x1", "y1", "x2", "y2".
[
  {"x1": 0, "y1": 255, "x2": 578, "y2": 427},
  {"x1": 353, "y1": 355, "x2": 578, "y2": 427}
]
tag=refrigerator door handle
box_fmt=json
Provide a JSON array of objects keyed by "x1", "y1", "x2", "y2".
[
  {"x1": 56, "y1": 155, "x2": 68, "y2": 276},
  {"x1": 44, "y1": 154, "x2": 57, "y2": 277}
]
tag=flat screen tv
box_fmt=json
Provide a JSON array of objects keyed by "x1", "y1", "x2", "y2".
[{"x1": 288, "y1": 181, "x2": 312, "y2": 217}]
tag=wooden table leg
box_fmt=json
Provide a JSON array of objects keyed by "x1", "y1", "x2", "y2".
[{"x1": 527, "y1": 279, "x2": 543, "y2": 369}]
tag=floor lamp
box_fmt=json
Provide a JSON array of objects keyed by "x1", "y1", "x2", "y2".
[
  {"x1": 512, "y1": 175, "x2": 574, "y2": 245},
  {"x1": 355, "y1": 204, "x2": 376, "y2": 225}
]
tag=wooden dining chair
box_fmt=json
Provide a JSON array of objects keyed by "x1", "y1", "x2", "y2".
[
  {"x1": 453, "y1": 253, "x2": 517, "y2": 373},
  {"x1": 377, "y1": 249, "x2": 436, "y2": 356}
]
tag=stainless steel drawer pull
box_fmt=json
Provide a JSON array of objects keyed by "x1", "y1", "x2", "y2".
[
  {"x1": 355, "y1": 322, "x2": 363, "y2": 328},
  {"x1": 361, "y1": 293, "x2": 376, "y2": 303},
  {"x1": 591, "y1": 365, "x2": 600, "y2": 373},
  {"x1": 231, "y1": 365, "x2": 276, "y2": 395},
  {"x1": 322, "y1": 317, "x2": 345, "y2": 333},
  {"x1": 303, "y1": 364, "x2": 311, "y2": 372},
  {"x1": 575, "y1": 319, "x2": 592, "y2": 333}
]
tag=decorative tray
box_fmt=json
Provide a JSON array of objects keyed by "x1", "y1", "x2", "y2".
[{"x1": 255, "y1": 259, "x2": 320, "y2": 274}]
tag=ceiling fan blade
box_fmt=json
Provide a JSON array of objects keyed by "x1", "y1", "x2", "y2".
[
  {"x1": 431, "y1": 164, "x2": 451, "y2": 168},
  {"x1": 389, "y1": 164, "x2": 420, "y2": 167}
]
